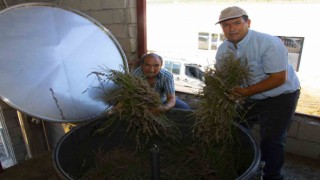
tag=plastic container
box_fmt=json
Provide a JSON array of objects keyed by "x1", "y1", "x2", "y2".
[{"x1": 53, "y1": 109, "x2": 260, "y2": 180}]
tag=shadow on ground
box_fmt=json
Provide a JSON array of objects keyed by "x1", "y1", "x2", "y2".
[
  {"x1": 0, "y1": 151, "x2": 61, "y2": 180},
  {"x1": 0, "y1": 151, "x2": 319, "y2": 180}
]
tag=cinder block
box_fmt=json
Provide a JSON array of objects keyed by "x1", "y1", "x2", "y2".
[
  {"x1": 82, "y1": 10, "x2": 92, "y2": 18},
  {"x1": 7, "y1": 126, "x2": 23, "y2": 138},
  {"x1": 2, "y1": 117, "x2": 19, "y2": 130},
  {"x1": 14, "y1": 151, "x2": 27, "y2": 162},
  {"x1": 128, "y1": 0, "x2": 136, "y2": 8},
  {"x1": 101, "y1": 0, "x2": 126, "y2": 9},
  {"x1": 119, "y1": 38, "x2": 136, "y2": 53},
  {"x1": 80, "y1": 0, "x2": 101, "y2": 10},
  {"x1": 13, "y1": 143, "x2": 27, "y2": 154},
  {"x1": 60, "y1": 0, "x2": 82, "y2": 11},
  {"x1": 111, "y1": 9, "x2": 126, "y2": 23},
  {"x1": 126, "y1": 51, "x2": 137, "y2": 59},
  {"x1": 91, "y1": 10, "x2": 111, "y2": 24},
  {"x1": 288, "y1": 120, "x2": 300, "y2": 137},
  {"x1": 126, "y1": 8, "x2": 137, "y2": 23},
  {"x1": 2, "y1": 110, "x2": 19, "y2": 123},
  {"x1": 130, "y1": 38, "x2": 137, "y2": 52},
  {"x1": 116, "y1": 38, "x2": 132, "y2": 53},
  {"x1": 128, "y1": 24, "x2": 137, "y2": 38},
  {"x1": 10, "y1": 135, "x2": 24, "y2": 145},
  {"x1": 107, "y1": 24, "x2": 128, "y2": 38},
  {"x1": 298, "y1": 121, "x2": 320, "y2": 143},
  {"x1": 4, "y1": 118, "x2": 19, "y2": 129},
  {"x1": 0, "y1": 100, "x2": 11, "y2": 108},
  {"x1": 127, "y1": 53, "x2": 139, "y2": 71},
  {"x1": 286, "y1": 137, "x2": 320, "y2": 160},
  {"x1": 92, "y1": 10, "x2": 125, "y2": 24}
]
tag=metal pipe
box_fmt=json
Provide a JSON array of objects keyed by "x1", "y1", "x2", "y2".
[
  {"x1": 150, "y1": 144, "x2": 161, "y2": 180},
  {"x1": 42, "y1": 120, "x2": 52, "y2": 151}
]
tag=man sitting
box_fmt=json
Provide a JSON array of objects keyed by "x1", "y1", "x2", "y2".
[{"x1": 132, "y1": 53, "x2": 191, "y2": 112}]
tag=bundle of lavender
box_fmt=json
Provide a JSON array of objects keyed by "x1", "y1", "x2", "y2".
[
  {"x1": 90, "y1": 67, "x2": 179, "y2": 152},
  {"x1": 193, "y1": 52, "x2": 252, "y2": 145}
]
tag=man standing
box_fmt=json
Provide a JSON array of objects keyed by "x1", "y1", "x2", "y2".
[
  {"x1": 132, "y1": 53, "x2": 190, "y2": 113},
  {"x1": 215, "y1": 6, "x2": 300, "y2": 180}
]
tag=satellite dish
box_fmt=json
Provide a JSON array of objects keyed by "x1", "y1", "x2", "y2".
[{"x1": 0, "y1": 3, "x2": 128, "y2": 122}]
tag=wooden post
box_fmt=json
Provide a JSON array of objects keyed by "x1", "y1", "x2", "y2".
[
  {"x1": 17, "y1": 112, "x2": 48, "y2": 158},
  {"x1": 137, "y1": 0, "x2": 147, "y2": 59}
]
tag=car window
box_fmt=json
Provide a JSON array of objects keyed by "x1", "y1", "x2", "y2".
[
  {"x1": 198, "y1": 32, "x2": 225, "y2": 50},
  {"x1": 164, "y1": 60, "x2": 181, "y2": 75},
  {"x1": 211, "y1": 33, "x2": 218, "y2": 50},
  {"x1": 172, "y1": 62, "x2": 181, "y2": 75},
  {"x1": 164, "y1": 61, "x2": 172, "y2": 72},
  {"x1": 185, "y1": 65, "x2": 204, "y2": 81}
]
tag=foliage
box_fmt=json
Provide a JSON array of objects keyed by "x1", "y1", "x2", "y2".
[
  {"x1": 83, "y1": 55, "x2": 253, "y2": 179},
  {"x1": 80, "y1": 146, "x2": 150, "y2": 180},
  {"x1": 191, "y1": 52, "x2": 252, "y2": 179},
  {"x1": 89, "y1": 67, "x2": 179, "y2": 152},
  {"x1": 193, "y1": 52, "x2": 252, "y2": 145}
]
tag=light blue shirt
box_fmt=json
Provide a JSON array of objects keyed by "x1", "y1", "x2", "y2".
[
  {"x1": 216, "y1": 29, "x2": 300, "y2": 100},
  {"x1": 132, "y1": 67, "x2": 175, "y2": 103}
]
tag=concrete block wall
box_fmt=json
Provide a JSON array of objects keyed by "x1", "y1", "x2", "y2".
[
  {"x1": 57, "y1": 0, "x2": 138, "y2": 70},
  {"x1": 251, "y1": 113, "x2": 320, "y2": 160},
  {"x1": 176, "y1": 91, "x2": 320, "y2": 160},
  {"x1": 286, "y1": 114, "x2": 320, "y2": 160}
]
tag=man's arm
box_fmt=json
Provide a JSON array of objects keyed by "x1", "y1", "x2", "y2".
[
  {"x1": 232, "y1": 70, "x2": 287, "y2": 98},
  {"x1": 159, "y1": 93, "x2": 176, "y2": 111}
]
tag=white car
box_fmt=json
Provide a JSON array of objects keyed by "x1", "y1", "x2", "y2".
[{"x1": 162, "y1": 57, "x2": 205, "y2": 94}]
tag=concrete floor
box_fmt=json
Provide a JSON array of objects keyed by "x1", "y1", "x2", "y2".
[
  {"x1": 282, "y1": 153, "x2": 320, "y2": 180},
  {"x1": 1, "y1": 146, "x2": 320, "y2": 179}
]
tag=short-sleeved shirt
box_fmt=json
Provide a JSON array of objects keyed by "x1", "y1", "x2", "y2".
[
  {"x1": 132, "y1": 67, "x2": 175, "y2": 103},
  {"x1": 216, "y1": 29, "x2": 300, "y2": 100}
]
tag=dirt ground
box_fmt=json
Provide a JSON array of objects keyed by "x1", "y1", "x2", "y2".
[
  {"x1": 296, "y1": 86, "x2": 320, "y2": 116},
  {"x1": 0, "y1": 151, "x2": 61, "y2": 180},
  {"x1": 1, "y1": 150, "x2": 319, "y2": 180}
]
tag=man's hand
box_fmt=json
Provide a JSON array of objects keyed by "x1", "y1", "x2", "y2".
[
  {"x1": 149, "y1": 105, "x2": 171, "y2": 114},
  {"x1": 106, "y1": 103, "x2": 124, "y2": 115},
  {"x1": 231, "y1": 70, "x2": 287, "y2": 99},
  {"x1": 231, "y1": 86, "x2": 250, "y2": 98}
]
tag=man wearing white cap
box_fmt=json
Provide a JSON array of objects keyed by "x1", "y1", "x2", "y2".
[{"x1": 215, "y1": 6, "x2": 300, "y2": 180}]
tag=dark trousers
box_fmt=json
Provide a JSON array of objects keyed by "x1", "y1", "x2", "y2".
[
  {"x1": 174, "y1": 98, "x2": 191, "y2": 109},
  {"x1": 242, "y1": 89, "x2": 300, "y2": 179}
]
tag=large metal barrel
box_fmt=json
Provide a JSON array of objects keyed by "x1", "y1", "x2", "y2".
[{"x1": 53, "y1": 109, "x2": 260, "y2": 179}]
